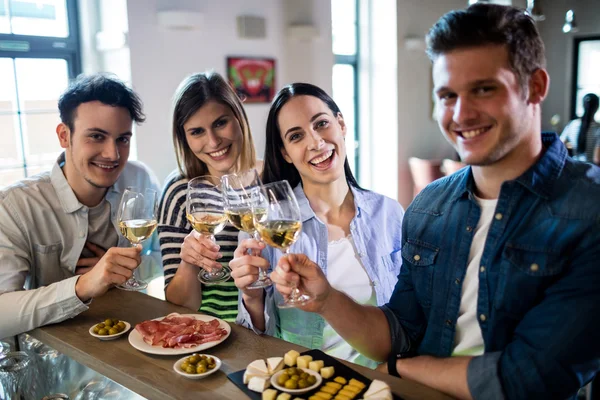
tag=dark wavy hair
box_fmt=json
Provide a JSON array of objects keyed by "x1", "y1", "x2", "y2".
[
  {"x1": 262, "y1": 82, "x2": 361, "y2": 190},
  {"x1": 58, "y1": 73, "x2": 145, "y2": 132},
  {"x1": 577, "y1": 93, "x2": 600, "y2": 155},
  {"x1": 426, "y1": 3, "x2": 546, "y2": 94}
]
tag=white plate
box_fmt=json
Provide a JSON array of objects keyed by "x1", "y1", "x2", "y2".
[
  {"x1": 89, "y1": 321, "x2": 130, "y2": 341},
  {"x1": 173, "y1": 354, "x2": 221, "y2": 380},
  {"x1": 128, "y1": 314, "x2": 231, "y2": 355},
  {"x1": 270, "y1": 368, "x2": 322, "y2": 394}
]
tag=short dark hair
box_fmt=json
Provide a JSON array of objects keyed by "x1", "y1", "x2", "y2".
[
  {"x1": 426, "y1": 3, "x2": 546, "y2": 92},
  {"x1": 262, "y1": 82, "x2": 362, "y2": 190},
  {"x1": 58, "y1": 73, "x2": 145, "y2": 132}
]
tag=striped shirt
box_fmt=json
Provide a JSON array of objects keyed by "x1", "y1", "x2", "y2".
[
  {"x1": 158, "y1": 171, "x2": 239, "y2": 322},
  {"x1": 560, "y1": 119, "x2": 600, "y2": 162}
]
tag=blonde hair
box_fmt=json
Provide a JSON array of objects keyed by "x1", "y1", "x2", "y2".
[{"x1": 172, "y1": 71, "x2": 256, "y2": 178}]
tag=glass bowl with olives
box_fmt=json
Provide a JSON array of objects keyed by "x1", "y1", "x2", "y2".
[
  {"x1": 173, "y1": 354, "x2": 221, "y2": 380},
  {"x1": 271, "y1": 367, "x2": 322, "y2": 394},
  {"x1": 88, "y1": 319, "x2": 130, "y2": 340}
]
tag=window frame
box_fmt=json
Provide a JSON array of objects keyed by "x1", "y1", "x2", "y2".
[
  {"x1": 570, "y1": 35, "x2": 600, "y2": 120},
  {"x1": 332, "y1": 0, "x2": 360, "y2": 179},
  {"x1": 0, "y1": 0, "x2": 81, "y2": 179}
]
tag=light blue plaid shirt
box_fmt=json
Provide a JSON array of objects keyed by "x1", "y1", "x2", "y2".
[{"x1": 236, "y1": 183, "x2": 404, "y2": 352}]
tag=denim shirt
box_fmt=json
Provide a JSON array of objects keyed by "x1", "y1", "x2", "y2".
[
  {"x1": 381, "y1": 133, "x2": 600, "y2": 400},
  {"x1": 237, "y1": 184, "x2": 404, "y2": 351}
]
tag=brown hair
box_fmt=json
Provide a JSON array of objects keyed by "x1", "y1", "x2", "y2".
[
  {"x1": 426, "y1": 3, "x2": 546, "y2": 93},
  {"x1": 172, "y1": 71, "x2": 256, "y2": 178}
]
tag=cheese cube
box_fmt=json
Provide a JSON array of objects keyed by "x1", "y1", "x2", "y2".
[
  {"x1": 263, "y1": 389, "x2": 278, "y2": 400},
  {"x1": 296, "y1": 355, "x2": 313, "y2": 369},
  {"x1": 248, "y1": 376, "x2": 270, "y2": 393},
  {"x1": 243, "y1": 369, "x2": 270, "y2": 384},
  {"x1": 320, "y1": 366, "x2": 335, "y2": 379},
  {"x1": 309, "y1": 360, "x2": 325, "y2": 372},
  {"x1": 334, "y1": 376, "x2": 348, "y2": 385},
  {"x1": 348, "y1": 378, "x2": 366, "y2": 390},
  {"x1": 276, "y1": 394, "x2": 292, "y2": 400},
  {"x1": 284, "y1": 350, "x2": 301, "y2": 366}
]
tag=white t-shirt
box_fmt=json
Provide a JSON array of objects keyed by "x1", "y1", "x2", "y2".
[
  {"x1": 452, "y1": 196, "x2": 498, "y2": 356},
  {"x1": 322, "y1": 236, "x2": 378, "y2": 368}
]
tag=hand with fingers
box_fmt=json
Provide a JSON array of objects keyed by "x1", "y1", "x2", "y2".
[
  {"x1": 229, "y1": 238, "x2": 269, "y2": 298},
  {"x1": 76, "y1": 241, "x2": 107, "y2": 275},
  {"x1": 180, "y1": 230, "x2": 223, "y2": 273},
  {"x1": 75, "y1": 245, "x2": 142, "y2": 302},
  {"x1": 270, "y1": 253, "x2": 332, "y2": 314}
]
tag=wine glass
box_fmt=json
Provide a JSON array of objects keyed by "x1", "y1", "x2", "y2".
[
  {"x1": 222, "y1": 169, "x2": 272, "y2": 289},
  {"x1": 116, "y1": 187, "x2": 158, "y2": 291},
  {"x1": 254, "y1": 180, "x2": 311, "y2": 308},
  {"x1": 186, "y1": 175, "x2": 230, "y2": 284}
]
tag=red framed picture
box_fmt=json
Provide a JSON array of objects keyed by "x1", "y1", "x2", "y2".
[{"x1": 227, "y1": 57, "x2": 275, "y2": 103}]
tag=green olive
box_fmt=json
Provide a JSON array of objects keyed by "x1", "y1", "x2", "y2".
[
  {"x1": 189, "y1": 355, "x2": 200, "y2": 365},
  {"x1": 287, "y1": 367, "x2": 297, "y2": 375},
  {"x1": 98, "y1": 328, "x2": 108, "y2": 336},
  {"x1": 284, "y1": 379, "x2": 298, "y2": 390},
  {"x1": 196, "y1": 365, "x2": 207, "y2": 374},
  {"x1": 185, "y1": 365, "x2": 195, "y2": 374},
  {"x1": 307, "y1": 375, "x2": 317, "y2": 385},
  {"x1": 112, "y1": 318, "x2": 119, "y2": 325},
  {"x1": 104, "y1": 319, "x2": 113, "y2": 328},
  {"x1": 181, "y1": 361, "x2": 190, "y2": 371},
  {"x1": 207, "y1": 362, "x2": 215, "y2": 370},
  {"x1": 277, "y1": 373, "x2": 289, "y2": 385},
  {"x1": 297, "y1": 378, "x2": 308, "y2": 389},
  {"x1": 117, "y1": 322, "x2": 126, "y2": 330},
  {"x1": 92, "y1": 326, "x2": 100, "y2": 334},
  {"x1": 96, "y1": 323, "x2": 105, "y2": 329},
  {"x1": 108, "y1": 328, "x2": 119, "y2": 335},
  {"x1": 300, "y1": 372, "x2": 309, "y2": 380},
  {"x1": 291, "y1": 374, "x2": 300, "y2": 381}
]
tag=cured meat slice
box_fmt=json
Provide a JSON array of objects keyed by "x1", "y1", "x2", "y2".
[{"x1": 134, "y1": 313, "x2": 226, "y2": 348}]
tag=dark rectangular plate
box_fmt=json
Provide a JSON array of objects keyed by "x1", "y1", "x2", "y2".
[{"x1": 227, "y1": 349, "x2": 402, "y2": 399}]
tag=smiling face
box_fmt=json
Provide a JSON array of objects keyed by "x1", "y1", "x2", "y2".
[
  {"x1": 58, "y1": 101, "x2": 132, "y2": 203},
  {"x1": 433, "y1": 45, "x2": 540, "y2": 166},
  {"x1": 183, "y1": 100, "x2": 243, "y2": 178},
  {"x1": 277, "y1": 95, "x2": 347, "y2": 186}
]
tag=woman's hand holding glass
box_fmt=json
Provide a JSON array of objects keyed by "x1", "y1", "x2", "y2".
[
  {"x1": 180, "y1": 229, "x2": 223, "y2": 272},
  {"x1": 186, "y1": 175, "x2": 230, "y2": 284},
  {"x1": 229, "y1": 238, "x2": 269, "y2": 298}
]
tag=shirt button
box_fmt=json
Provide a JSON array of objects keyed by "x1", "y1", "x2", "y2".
[
  {"x1": 445, "y1": 319, "x2": 452, "y2": 326},
  {"x1": 455, "y1": 278, "x2": 460, "y2": 285},
  {"x1": 79, "y1": 231, "x2": 85, "y2": 237},
  {"x1": 413, "y1": 254, "x2": 421, "y2": 261},
  {"x1": 466, "y1": 226, "x2": 472, "y2": 232},
  {"x1": 479, "y1": 314, "x2": 487, "y2": 322},
  {"x1": 480, "y1": 266, "x2": 486, "y2": 273},
  {"x1": 358, "y1": 252, "x2": 364, "y2": 257},
  {"x1": 530, "y1": 263, "x2": 539, "y2": 272},
  {"x1": 495, "y1": 213, "x2": 503, "y2": 220}
]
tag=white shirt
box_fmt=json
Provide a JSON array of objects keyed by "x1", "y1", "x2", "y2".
[
  {"x1": 452, "y1": 196, "x2": 497, "y2": 356},
  {"x1": 322, "y1": 236, "x2": 378, "y2": 367},
  {"x1": 0, "y1": 154, "x2": 161, "y2": 339}
]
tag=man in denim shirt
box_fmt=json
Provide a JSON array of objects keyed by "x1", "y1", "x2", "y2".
[{"x1": 271, "y1": 4, "x2": 600, "y2": 399}]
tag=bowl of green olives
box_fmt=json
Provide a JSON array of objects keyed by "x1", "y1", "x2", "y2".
[
  {"x1": 270, "y1": 367, "x2": 322, "y2": 394},
  {"x1": 173, "y1": 354, "x2": 221, "y2": 380},
  {"x1": 89, "y1": 319, "x2": 130, "y2": 340}
]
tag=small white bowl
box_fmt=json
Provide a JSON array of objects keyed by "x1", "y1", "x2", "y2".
[
  {"x1": 88, "y1": 321, "x2": 130, "y2": 341},
  {"x1": 173, "y1": 354, "x2": 222, "y2": 380},
  {"x1": 271, "y1": 367, "x2": 322, "y2": 394}
]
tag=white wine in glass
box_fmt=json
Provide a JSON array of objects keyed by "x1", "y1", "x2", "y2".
[
  {"x1": 116, "y1": 188, "x2": 158, "y2": 291},
  {"x1": 222, "y1": 169, "x2": 272, "y2": 288},
  {"x1": 254, "y1": 180, "x2": 311, "y2": 308},
  {"x1": 186, "y1": 175, "x2": 230, "y2": 285}
]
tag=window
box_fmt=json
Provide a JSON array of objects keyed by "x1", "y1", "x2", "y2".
[
  {"x1": 331, "y1": 0, "x2": 359, "y2": 178},
  {"x1": 0, "y1": 0, "x2": 80, "y2": 188},
  {"x1": 571, "y1": 36, "x2": 600, "y2": 121}
]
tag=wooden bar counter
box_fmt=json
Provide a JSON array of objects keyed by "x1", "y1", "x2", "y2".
[{"x1": 28, "y1": 289, "x2": 451, "y2": 400}]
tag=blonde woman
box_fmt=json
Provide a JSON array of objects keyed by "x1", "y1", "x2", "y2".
[{"x1": 158, "y1": 71, "x2": 257, "y2": 321}]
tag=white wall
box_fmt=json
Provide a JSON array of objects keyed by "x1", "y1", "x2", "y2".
[
  {"x1": 395, "y1": 0, "x2": 464, "y2": 207},
  {"x1": 125, "y1": 0, "x2": 333, "y2": 184}
]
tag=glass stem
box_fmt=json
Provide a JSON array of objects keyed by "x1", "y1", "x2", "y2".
[
  {"x1": 252, "y1": 231, "x2": 268, "y2": 280},
  {"x1": 283, "y1": 249, "x2": 301, "y2": 300}
]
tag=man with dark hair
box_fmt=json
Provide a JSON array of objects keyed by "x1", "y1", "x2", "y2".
[
  {"x1": 0, "y1": 74, "x2": 161, "y2": 338},
  {"x1": 267, "y1": 4, "x2": 600, "y2": 399}
]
